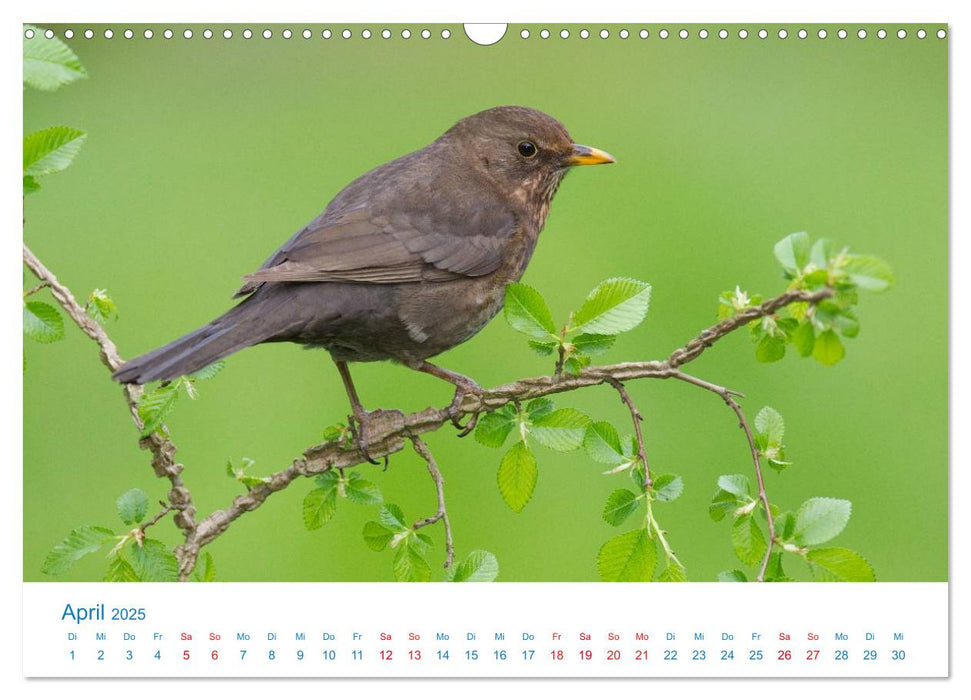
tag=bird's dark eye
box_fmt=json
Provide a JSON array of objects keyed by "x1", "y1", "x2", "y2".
[{"x1": 517, "y1": 140, "x2": 538, "y2": 158}]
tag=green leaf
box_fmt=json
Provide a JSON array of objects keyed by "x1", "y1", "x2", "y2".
[
  {"x1": 563, "y1": 355, "x2": 588, "y2": 376},
  {"x1": 137, "y1": 382, "x2": 181, "y2": 437},
  {"x1": 116, "y1": 488, "x2": 149, "y2": 525},
  {"x1": 393, "y1": 544, "x2": 432, "y2": 582},
  {"x1": 42, "y1": 526, "x2": 115, "y2": 575},
  {"x1": 810, "y1": 238, "x2": 836, "y2": 270},
  {"x1": 754, "y1": 406, "x2": 785, "y2": 446},
  {"x1": 504, "y1": 283, "x2": 557, "y2": 340},
  {"x1": 104, "y1": 555, "x2": 139, "y2": 582},
  {"x1": 362, "y1": 521, "x2": 395, "y2": 551},
  {"x1": 192, "y1": 552, "x2": 216, "y2": 582},
  {"x1": 802, "y1": 269, "x2": 831, "y2": 289},
  {"x1": 602, "y1": 489, "x2": 640, "y2": 526},
  {"x1": 777, "y1": 317, "x2": 798, "y2": 336},
  {"x1": 23, "y1": 126, "x2": 87, "y2": 177},
  {"x1": 379, "y1": 504, "x2": 408, "y2": 531},
  {"x1": 717, "y1": 474, "x2": 750, "y2": 497},
  {"x1": 764, "y1": 552, "x2": 786, "y2": 582},
  {"x1": 316, "y1": 470, "x2": 341, "y2": 487},
  {"x1": 732, "y1": 514, "x2": 767, "y2": 567},
  {"x1": 450, "y1": 550, "x2": 499, "y2": 582},
  {"x1": 755, "y1": 334, "x2": 786, "y2": 362},
  {"x1": 793, "y1": 497, "x2": 852, "y2": 546},
  {"x1": 413, "y1": 532, "x2": 434, "y2": 553},
  {"x1": 572, "y1": 333, "x2": 616, "y2": 356},
  {"x1": 497, "y1": 442, "x2": 537, "y2": 512},
  {"x1": 530, "y1": 408, "x2": 590, "y2": 451},
  {"x1": 774, "y1": 231, "x2": 811, "y2": 273},
  {"x1": 302, "y1": 486, "x2": 338, "y2": 530},
  {"x1": 23, "y1": 27, "x2": 87, "y2": 90},
  {"x1": 776, "y1": 511, "x2": 796, "y2": 541},
  {"x1": 812, "y1": 329, "x2": 845, "y2": 365},
  {"x1": 526, "y1": 398, "x2": 554, "y2": 421},
  {"x1": 474, "y1": 406, "x2": 517, "y2": 448},
  {"x1": 806, "y1": 547, "x2": 876, "y2": 582},
  {"x1": 717, "y1": 569, "x2": 748, "y2": 583},
  {"x1": 227, "y1": 457, "x2": 261, "y2": 486},
  {"x1": 342, "y1": 473, "x2": 383, "y2": 505},
  {"x1": 583, "y1": 422, "x2": 627, "y2": 465},
  {"x1": 791, "y1": 320, "x2": 815, "y2": 357},
  {"x1": 130, "y1": 539, "x2": 179, "y2": 582},
  {"x1": 597, "y1": 528, "x2": 657, "y2": 582},
  {"x1": 658, "y1": 563, "x2": 687, "y2": 582},
  {"x1": 842, "y1": 255, "x2": 894, "y2": 292},
  {"x1": 571, "y1": 278, "x2": 652, "y2": 335},
  {"x1": 836, "y1": 310, "x2": 860, "y2": 338},
  {"x1": 708, "y1": 490, "x2": 738, "y2": 522},
  {"x1": 527, "y1": 340, "x2": 557, "y2": 356},
  {"x1": 24, "y1": 175, "x2": 41, "y2": 195},
  {"x1": 322, "y1": 423, "x2": 345, "y2": 442},
  {"x1": 315, "y1": 469, "x2": 339, "y2": 487},
  {"x1": 85, "y1": 289, "x2": 118, "y2": 324},
  {"x1": 187, "y1": 361, "x2": 226, "y2": 381},
  {"x1": 652, "y1": 474, "x2": 684, "y2": 502},
  {"x1": 23, "y1": 301, "x2": 65, "y2": 343},
  {"x1": 814, "y1": 302, "x2": 860, "y2": 337}
]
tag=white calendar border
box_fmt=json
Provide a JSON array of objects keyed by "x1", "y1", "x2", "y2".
[
  {"x1": 7, "y1": 0, "x2": 965, "y2": 696},
  {"x1": 22, "y1": 582, "x2": 949, "y2": 678}
]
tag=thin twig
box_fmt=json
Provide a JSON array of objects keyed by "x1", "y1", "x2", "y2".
[
  {"x1": 409, "y1": 436, "x2": 454, "y2": 568},
  {"x1": 605, "y1": 376, "x2": 652, "y2": 489},
  {"x1": 645, "y1": 501, "x2": 683, "y2": 569},
  {"x1": 23, "y1": 281, "x2": 50, "y2": 297},
  {"x1": 667, "y1": 288, "x2": 832, "y2": 368},
  {"x1": 140, "y1": 503, "x2": 174, "y2": 532},
  {"x1": 673, "y1": 370, "x2": 776, "y2": 582},
  {"x1": 554, "y1": 343, "x2": 566, "y2": 376},
  {"x1": 132, "y1": 503, "x2": 175, "y2": 546}
]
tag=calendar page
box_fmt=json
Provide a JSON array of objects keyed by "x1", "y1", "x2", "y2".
[{"x1": 20, "y1": 13, "x2": 950, "y2": 682}]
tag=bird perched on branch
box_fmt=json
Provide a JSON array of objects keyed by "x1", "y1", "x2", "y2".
[{"x1": 113, "y1": 105, "x2": 615, "y2": 457}]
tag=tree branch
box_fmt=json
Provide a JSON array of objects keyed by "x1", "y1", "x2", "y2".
[
  {"x1": 409, "y1": 436, "x2": 454, "y2": 569},
  {"x1": 605, "y1": 377, "x2": 652, "y2": 489},
  {"x1": 22, "y1": 245, "x2": 198, "y2": 550},
  {"x1": 672, "y1": 370, "x2": 776, "y2": 581},
  {"x1": 25, "y1": 243, "x2": 826, "y2": 581}
]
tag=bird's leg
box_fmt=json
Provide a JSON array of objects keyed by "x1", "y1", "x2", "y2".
[
  {"x1": 405, "y1": 360, "x2": 484, "y2": 437},
  {"x1": 334, "y1": 360, "x2": 381, "y2": 465}
]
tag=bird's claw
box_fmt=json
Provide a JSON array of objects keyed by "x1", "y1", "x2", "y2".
[
  {"x1": 346, "y1": 413, "x2": 381, "y2": 466},
  {"x1": 447, "y1": 382, "x2": 483, "y2": 437},
  {"x1": 453, "y1": 411, "x2": 479, "y2": 438}
]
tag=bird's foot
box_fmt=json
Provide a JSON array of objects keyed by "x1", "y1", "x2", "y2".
[
  {"x1": 447, "y1": 381, "x2": 484, "y2": 438},
  {"x1": 346, "y1": 411, "x2": 382, "y2": 466}
]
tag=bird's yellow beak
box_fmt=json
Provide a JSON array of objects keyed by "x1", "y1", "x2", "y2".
[{"x1": 566, "y1": 144, "x2": 616, "y2": 166}]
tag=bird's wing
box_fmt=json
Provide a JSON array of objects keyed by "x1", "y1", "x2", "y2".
[{"x1": 234, "y1": 200, "x2": 517, "y2": 296}]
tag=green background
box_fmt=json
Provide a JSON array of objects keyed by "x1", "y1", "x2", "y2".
[{"x1": 23, "y1": 23, "x2": 947, "y2": 582}]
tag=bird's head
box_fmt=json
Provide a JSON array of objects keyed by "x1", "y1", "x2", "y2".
[{"x1": 442, "y1": 106, "x2": 615, "y2": 210}]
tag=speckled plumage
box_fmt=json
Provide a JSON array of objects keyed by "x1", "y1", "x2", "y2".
[{"x1": 113, "y1": 106, "x2": 612, "y2": 385}]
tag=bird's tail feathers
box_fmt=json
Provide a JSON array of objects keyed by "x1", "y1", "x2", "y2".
[{"x1": 112, "y1": 300, "x2": 278, "y2": 384}]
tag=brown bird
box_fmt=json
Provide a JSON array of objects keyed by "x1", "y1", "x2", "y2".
[{"x1": 113, "y1": 106, "x2": 614, "y2": 455}]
